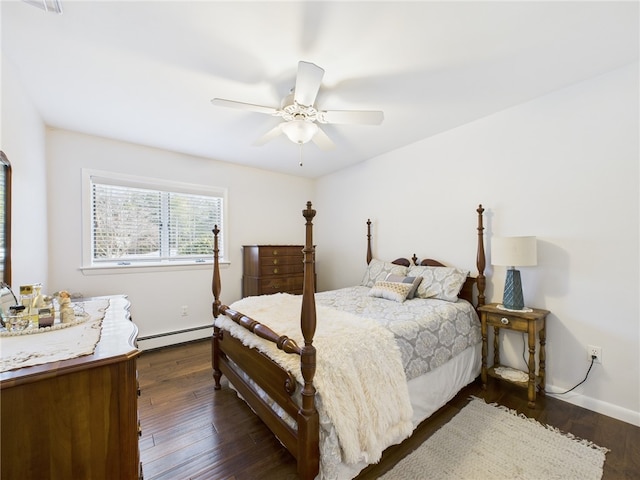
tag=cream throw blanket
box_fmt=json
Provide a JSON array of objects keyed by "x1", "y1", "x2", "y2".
[{"x1": 217, "y1": 293, "x2": 414, "y2": 465}]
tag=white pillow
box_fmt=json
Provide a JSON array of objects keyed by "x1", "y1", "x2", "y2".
[
  {"x1": 360, "y1": 259, "x2": 409, "y2": 287},
  {"x1": 368, "y1": 280, "x2": 413, "y2": 303},
  {"x1": 408, "y1": 265, "x2": 469, "y2": 302}
]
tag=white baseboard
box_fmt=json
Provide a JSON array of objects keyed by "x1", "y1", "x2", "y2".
[
  {"x1": 137, "y1": 326, "x2": 212, "y2": 351},
  {"x1": 545, "y1": 383, "x2": 640, "y2": 427}
]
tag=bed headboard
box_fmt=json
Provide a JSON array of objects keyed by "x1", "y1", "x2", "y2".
[{"x1": 367, "y1": 205, "x2": 486, "y2": 307}]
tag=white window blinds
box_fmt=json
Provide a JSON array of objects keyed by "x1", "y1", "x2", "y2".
[{"x1": 86, "y1": 172, "x2": 224, "y2": 266}]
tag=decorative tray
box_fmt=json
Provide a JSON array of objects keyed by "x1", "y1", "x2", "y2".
[{"x1": 0, "y1": 304, "x2": 90, "y2": 337}]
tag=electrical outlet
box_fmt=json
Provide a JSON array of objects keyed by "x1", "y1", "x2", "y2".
[
  {"x1": 587, "y1": 345, "x2": 602, "y2": 364},
  {"x1": 181, "y1": 305, "x2": 189, "y2": 317}
]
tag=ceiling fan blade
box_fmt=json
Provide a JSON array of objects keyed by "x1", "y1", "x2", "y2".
[
  {"x1": 211, "y1": 98, "x2": 279, "y2": 115},
  {"x1": 253, "y1": 124, "x2": 284, "y2": 146},
  {"x1": 294, "y1": 61, "x2": 324, "y2": 107},
  {"x1": 319, "y1": 110, "x2": 384, "y2": 125},
  {"x1": 22, "y1": 0, "x2": 63, "y2": 14},
  {"x1": 311, "y1": 126, "x2": 335, "y2": 151}
]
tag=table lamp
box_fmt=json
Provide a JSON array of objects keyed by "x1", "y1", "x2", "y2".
[{"x1": 491, "y1": 236, "x2": 537, "y2": 310}]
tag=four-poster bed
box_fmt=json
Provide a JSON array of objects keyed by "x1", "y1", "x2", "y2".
[{"x1": 211, "y1": 203, "x2": 486, "y2": 479}]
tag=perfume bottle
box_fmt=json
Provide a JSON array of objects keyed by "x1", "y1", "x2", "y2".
[
  {"x1": 19, "y1": 284, "x2": 39, "y2": 329},
  {"x1": 7, "y1": 305, "x2": 29, "y2": 331}
]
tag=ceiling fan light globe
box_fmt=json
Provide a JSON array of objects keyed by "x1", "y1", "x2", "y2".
[{"x1": 281, "y1": 119, "x2": 318, "y2": 144}]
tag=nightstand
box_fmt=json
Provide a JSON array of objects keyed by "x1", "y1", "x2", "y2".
[{"x1": 478, "y1": 303, "x2": 550, "y2": 407}]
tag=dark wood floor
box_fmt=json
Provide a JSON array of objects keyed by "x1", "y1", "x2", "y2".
[{"x1": 137, "y1": 340, "x2": 639, "y2": 480}]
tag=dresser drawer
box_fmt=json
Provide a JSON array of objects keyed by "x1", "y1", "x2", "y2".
[
  {"x1": 259, "y1": 262, "x2": 304, "y2": 277},
  {"x1": 260, "y1": 275, "x2": 304, "y2": 294},
  {"x1": 258, "y1": 255, "x2": 303, "y2": 268},
  {"x1": 485, "y1": 312, "x2": 528, "y2": 331},
  {"x1": 257, "y1": 246, "x2": 303, "y2": 257},
  {"x1": 246, "y1": 275, "x2": 303, "y2": 295}
]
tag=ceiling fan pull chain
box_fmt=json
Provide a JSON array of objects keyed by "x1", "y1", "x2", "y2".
[{"x1": 299, "y1": 143, "x2": 303, "y2": 167}]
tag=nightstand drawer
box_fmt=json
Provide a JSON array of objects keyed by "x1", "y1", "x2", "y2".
[{"x1": 485, "y1": 312, "x2": 528, "y2": 331}]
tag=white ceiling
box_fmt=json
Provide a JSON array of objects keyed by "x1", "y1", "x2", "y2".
[{"x1": 2, "y1": 1, "x2": 638, "y2": 178}]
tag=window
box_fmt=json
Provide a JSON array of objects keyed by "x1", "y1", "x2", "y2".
[{"x1": 82, "y1": 170, "x2": 226, "y2": 271}]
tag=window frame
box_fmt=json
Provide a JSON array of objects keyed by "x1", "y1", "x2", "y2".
[{"x1": 81, "y1": 169, "x2": 228, "y2": 274}]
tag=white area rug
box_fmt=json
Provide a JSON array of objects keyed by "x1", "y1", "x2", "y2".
[{"x1": 379, "y1": 397, "x2": 608, "y2": 480}]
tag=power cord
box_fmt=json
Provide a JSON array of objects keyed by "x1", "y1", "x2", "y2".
[
  {"x1": 547, "y1": 355, "x2": 596, "y2": 395},
  {"x1": 519, "y1": 333, "x2": 597, "y2": 395},
  {"x1": 521, "y1": 333, "x2": 529, "y2": 370}
]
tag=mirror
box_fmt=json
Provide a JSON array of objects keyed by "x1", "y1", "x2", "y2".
[{"x1": 0, "y1": 151, "x2": 11, "y2": 285}]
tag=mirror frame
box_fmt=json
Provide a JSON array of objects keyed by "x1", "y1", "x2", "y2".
[{"x1": 0, "y1": 151, "x2": 12, "y2": 285}]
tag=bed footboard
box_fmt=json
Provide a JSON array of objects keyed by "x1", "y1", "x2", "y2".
[{"x1": 211, "y1": 203, "x2": 320, "y2": 480}]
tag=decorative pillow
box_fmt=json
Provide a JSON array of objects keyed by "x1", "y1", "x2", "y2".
[
  {"x1": 407, "y1": 265, "x2": 469, "y2": 302},
  {"x1": 385, "y1": 273, "x2": 423, "y2": 299},
  {"x1": 368, "y1": 280, "x2": 413, "y2": 303},
  {"x1": 360, "y1": 259, "x2": 409, "y2": 287}
]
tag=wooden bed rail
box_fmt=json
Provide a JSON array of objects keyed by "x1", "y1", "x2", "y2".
[
  {"x1": 211, "y1": 223, "x2": 303, "y2": 358},
  {"x1": 217, "y1": 306, "x2": 302, "y2": 354}
]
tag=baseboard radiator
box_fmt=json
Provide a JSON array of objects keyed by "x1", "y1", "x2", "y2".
[{"x1": 137, "y1": 325, "x2": 213, "y2": 351}]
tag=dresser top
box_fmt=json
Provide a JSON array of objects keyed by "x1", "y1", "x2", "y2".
[{"x1": 1, "y1": 295, "x2": 138, "y2": 388}]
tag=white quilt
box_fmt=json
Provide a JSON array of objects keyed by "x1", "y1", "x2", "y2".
[{"x1": 216, "y1": 293, "x2": 414, "y2": 465}]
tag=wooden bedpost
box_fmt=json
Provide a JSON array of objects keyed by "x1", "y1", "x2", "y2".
[
  {"x1": 211, "y1": 225, "x2": 222, "y2": 390},
  {"x1": 366, "y1": 219, "x2": 372, "y2": 265},
  {"x1": 298, "y1": 201, "x2": 320, "y2": 479},
  {"x1": 476, "y1": 205, "x2": 486, "y2": 307}
]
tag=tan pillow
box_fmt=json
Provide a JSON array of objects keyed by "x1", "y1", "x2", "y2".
[
  {"x1": 385, "y1": 273, "x2": 423, "y2": 299},
  {"x1": 368, "y1": 280, "x2": 413, "y2": 303}
]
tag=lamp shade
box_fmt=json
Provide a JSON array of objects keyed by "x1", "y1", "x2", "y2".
[
  {"x1": 491, "y1": 236, "x2": 537, "y2": 267},
  {"x1": 281, "y1": 119, "x2": 318, "y2": 144}
]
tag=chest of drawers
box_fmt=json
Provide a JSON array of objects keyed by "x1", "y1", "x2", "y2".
[
  {"x1": 0, "y1": 295, "x2": 141, "y2": 480},
  {"x1": 242, "y1": 245, "x2": 305, "y2": 297}
]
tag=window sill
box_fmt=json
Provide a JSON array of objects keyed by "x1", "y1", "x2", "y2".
[{"x1": 80, "y1": 260, "x2": 230, "y2": 275}]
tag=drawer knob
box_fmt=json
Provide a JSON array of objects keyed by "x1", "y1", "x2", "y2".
[
  {"x1": 272, "y1": 249, "x2": 279, "y2": 256},
  {"x1": 273, "y1": 268, "x2": 279, "y2": 274},
  {"x1": 501, "y1": 317, "x2": 509, "y2": 325},
  {"x1": 272, "y1": 259, "x2": 279, "y2": 265}
]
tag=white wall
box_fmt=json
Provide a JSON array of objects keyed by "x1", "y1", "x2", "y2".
[
  {"x1": 316, "y1": 63, "x2": 639, "y2": 426},
  {"x1": 46, "y1": 129, "x2": 314, "y2": 348},
  {"x1": 0, "y1": 53, "x2": 48, "y2": 289}
]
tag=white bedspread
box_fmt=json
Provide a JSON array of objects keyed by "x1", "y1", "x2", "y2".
[
  {"x1": 315, "y1": 286, "x2": 481, "y2": 380},
  {"x1": 217, "y1": 293, "x2": 414, "y2": 465}
]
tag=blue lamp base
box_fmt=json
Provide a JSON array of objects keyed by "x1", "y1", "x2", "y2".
[{"x1": 502, "y1": 268, "x2": 525, "y2": 310}]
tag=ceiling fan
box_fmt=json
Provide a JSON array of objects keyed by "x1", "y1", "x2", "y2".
[{"x1": 211, "y1": 61, "x2": 384, "y2": 150}]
